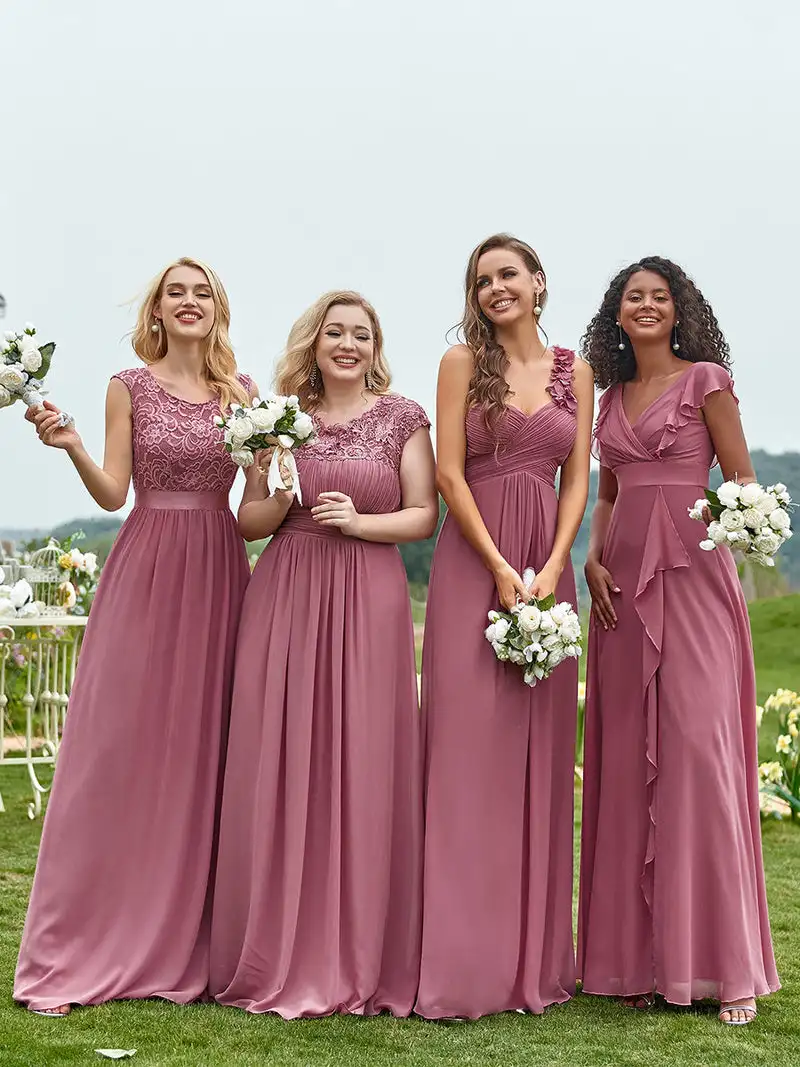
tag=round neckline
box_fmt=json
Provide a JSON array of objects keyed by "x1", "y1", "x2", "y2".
[
  {"x1": 313, "y1": 392, "x2": 392, "y2": 430},
  {"x1": 143, "y1": 367, "x2": 217, "y2": 407}
]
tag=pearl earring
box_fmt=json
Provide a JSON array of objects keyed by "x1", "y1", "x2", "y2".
[
  {"x1": 534, "y1": 291, "x2": 542, "y2": 318},
  {"x1": 616, "y1": 323, "x2": 626, "y2": 351},
  {"x1": 672, "y1": 322, "x2": 681, "y2": 352},
  {"x1": 151, "y1": 320, "x2": 160, "y2": 334}
]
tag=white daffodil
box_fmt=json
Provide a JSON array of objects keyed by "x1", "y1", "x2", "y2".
[
  {"x1": 759, "y1": 761, "x2": 783, "y2": 784},
  {"x1": 776, "y1": 734, "x2": 793, "y2": 755}
]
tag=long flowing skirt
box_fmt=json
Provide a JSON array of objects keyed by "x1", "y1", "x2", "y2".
[{"x1": 14, "y1": 504, "x2": 249, "y2": 1010}]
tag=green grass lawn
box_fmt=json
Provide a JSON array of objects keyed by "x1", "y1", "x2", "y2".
[{"x1": 2, "y1": 595, "x2": 799, "y2": 1066}]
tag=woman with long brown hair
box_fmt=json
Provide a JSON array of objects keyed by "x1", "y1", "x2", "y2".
[
  {"x1": 209, "y1": 291, "x2": 437, "y2": 1017},
  {"x1": 416, "y1": 234, "x2": 593, "y2": 1019},
  {"x1": 15, "y1": 258, "x2": 254, "y2": 1015}
]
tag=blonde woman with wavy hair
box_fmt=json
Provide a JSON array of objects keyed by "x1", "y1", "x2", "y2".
[
  {"x1": 16, "y1": 259, "x2": 254, "y2": 1016},
  {"x1": 415, "y1": 234, "x2": 594, "y2": 1019},
  {"x1": 210, "y1": 290, "x2": 437, "y2": 1018}
]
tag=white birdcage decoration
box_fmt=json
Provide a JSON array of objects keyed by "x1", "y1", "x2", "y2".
[{"x1": 27, "y1": 541, "x2": 71, "y2": 616}]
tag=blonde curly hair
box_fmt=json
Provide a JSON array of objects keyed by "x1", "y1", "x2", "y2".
[
  {"x1": 131, "y1": 257, "x2": 248, "y2": 412},
  {"x1": 274, "y1": 290, "x2": 391, "y2": 411}
]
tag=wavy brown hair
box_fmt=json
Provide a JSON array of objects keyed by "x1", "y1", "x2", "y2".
[
  {"x1": 581, "y1": 256, "x2": 732, "y2": 389},
  {"x1": 130, "y1": 257, "x2": 248, "y2": 411},
  {"x1": 459, "y1": 233, "x2": 547, "y2": 424},
  {"x1": 274, "y1": 290, "x2": 391, "y2": 412}
]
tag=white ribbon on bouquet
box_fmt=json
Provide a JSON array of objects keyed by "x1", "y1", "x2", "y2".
[{"x1": 267, "y1": 445, "x2": 303, "y2": 505}]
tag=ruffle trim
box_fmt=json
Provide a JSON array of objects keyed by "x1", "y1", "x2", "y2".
[
  {"x1": 653, "y1": 362, "x2": 737, "y2": 459},
  {"x1": 546, "y1": 346, "x2": 577, "y2": 415}
]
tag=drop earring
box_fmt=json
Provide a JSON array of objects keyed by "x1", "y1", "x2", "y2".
[
  {"x1": 616, "y1": 323, "x2": 626, "y2": 350},
  {"x1": 534, "y1": 291, "x2": 542, "y2": 318},
  {"x1": 672, "y1": 322, "x2": 681, "y2": 351},
  {"x1": 365, "y1": 367, "x2": 376, "y2": 391},
  {"x1": 151, "y1": 319, "x2": 160, "y2": 334},
  {"x1": 309, "y1": 363, "x2": 321, "y2": 391}
]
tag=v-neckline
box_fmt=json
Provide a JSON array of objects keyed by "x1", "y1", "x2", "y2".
[
  {"x1": 504, "y1": 348, "x2": 555, "y2": 419},
  {"x1": 619, "y1": 364, "x2": 695, "y2": 430}
]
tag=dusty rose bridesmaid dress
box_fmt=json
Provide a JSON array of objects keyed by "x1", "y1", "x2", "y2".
[
  {"x1": 578, "y1": 360, "x2": 780, "y2": 1005},
  {"x1": 416, "y1": 348, "x2": 579, "y2": 1019},
  {"x1": 14, "y1": 368, "x2": 250, "y2": 1011},
  {"x1": 210, "y1": 393, "x2": 429, "y2": 1018}
]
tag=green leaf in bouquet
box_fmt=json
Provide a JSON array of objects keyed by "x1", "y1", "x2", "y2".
[
  {"x1": 30, "y1": 341, "x2": 56, "y2": 380},
  {"x1": 703, "y1": 488, "x2": 722, "y2": 518},
  {"x1": 536, "y1": 593, "x2": 556, "y2": 611}
]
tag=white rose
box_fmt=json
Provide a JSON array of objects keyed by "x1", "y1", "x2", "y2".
[
  {"x1": 720, "y1": 509, "x2": 746, "y2": 531},
  {"x1": 293, "y1": 411, "x2": 314, "y2": 439},
  {"x1": 0, "y1": 385, "x2": 12, "y2": 408},
  {"x1": 755, "y1": 492, "x2": 779, "y2": 516},
  {"x1": 538, "y1": 611, "x2": 556, "y2": 635},
  {"x1": 250, "y1": 406, "x2": 277, "y2": 433},
  {"x1": 549, "y1": 603, "x2": 571, "y2": 627},
  {"x1": 3, "y1": 330, "x2": 16, "y2": 343},
  {"x1": 230, "y1": 415, "x2": 255, "y2": 444},
  {"x1": 516, "y1": 605, "x2": 541, "y2": 634},
  {"x1": 699, "y1": 539, "x2": 717, "y2": 552},
  {"x1": 753, "y1": 530, "x2": 781, "y2": 555},
  {"x1": 264, "y1": 400, "x2": 284, "y2": 426},
  {"x1": 770, "y1": 482, "x2": 787, "y2": 495},
  {"x1": 748, "y1": 551, "x2": 775, "y2": 568},
  {"x1": 739, "y1": 483, "x2": 765, "y2": 508},
  {"x1": 213, "y1": 415, "x2": 226, "y2": 428},
  {"x1": 230, "y1": 447, "x2": 255, "y2": 468},
  {"x1": 769, "y1": 509, "x2": 791, "y2": 532},
  {"x1": 727, "y1": 529, "x2": 751, "y2": 547},
  {"x1": 716, "y1": 481, "x2": 742, "y2": 509},
  {"x1": 484, "y1": 622, "x2": 497, "y2": 643},
  {"x1": 687, "y1": 499, "x2": 707, "y2": 521},
  {"x1": 708, "y1": 521, "x2": 728, "y2": 545},
  {"x1": 741, "y1": 506, "x2": 765, "y2": 530},
  {"x1": 0, "y1": 364, "x2": 26, "y2": 391},
  {"x1": 277, "y1": 433, "x2": 294, "y2": 449},
  {"x1": 540, "y1": 633, "x2": 562, "y2": 650},
  {"x1": 20, "y1": 347, "x2": 42, "y2": 373},
  {"x1": 546, "y1": 647, "x2": 567, "y2": 670},
  {"x1": 83, "y1": 552, "x2": 98, "y2": 576},
  {"x1": 508, "y1": 649, "x2": 526, "y2": 666},
  {"x1": 492, "y1": 618, "x2": 511, "y2": 642},
  {"x1": 285, "y1": 394, "x2": 300, "y2": 409}
]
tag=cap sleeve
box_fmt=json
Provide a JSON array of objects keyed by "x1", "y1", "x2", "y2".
[
  {"x1": 655, "y1": 361, "x2": 737, "y2": 458},
  {"x1": 392, "y1": 395, "x2": 430, "y2": 445},
  {"x1": 591, "y1": 386, "x2": 615, "y2": 462}
]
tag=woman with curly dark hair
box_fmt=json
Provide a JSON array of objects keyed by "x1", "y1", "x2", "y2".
[
  {"x1": 416, "y1": 234, "x2": 594, "y2": 1018},
  {"x1": 577, "y1": 257, "x2": 779, "y2": 1025}
]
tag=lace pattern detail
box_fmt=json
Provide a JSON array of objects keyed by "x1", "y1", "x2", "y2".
[
  {"x1": 302, "y1": 394, "x2": 430, "y2": 471},
  {"x1": 545, "y1": 347, "x2": 577, "y2": 415},
  {"x1": 112, "y1": 367, "x2": 252, "y2": 493}
]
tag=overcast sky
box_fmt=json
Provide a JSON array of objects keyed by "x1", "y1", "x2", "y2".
[{"x1": 2, "y1": 0, "x2": 798, "y2": 528}]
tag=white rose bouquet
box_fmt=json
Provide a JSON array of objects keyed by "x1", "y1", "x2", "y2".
[
  {"x1": 214, "y1": 393, "x2": 316, "y2": 504},
  {"x1": 688, "y1": 481, "x2": 793, "y2": 567},
  {"x1": 0, "y1": 324, "x2": 72, "y2": 425},
  {"x1": 484, "y1": 568, "x2": 583, "y2": 687}
]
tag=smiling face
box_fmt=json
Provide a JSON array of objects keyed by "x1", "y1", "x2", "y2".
[
  {"x1": 618, "y1": 269, "x2": 677, "y2": 346},
  {"x1": 154, "y1": 265, "x2": 216, "y2": 343},
  {"x1": 314, "y1": 303, "x2": 375, "y2": 387},
  {"x1": 475, "y1": 247, "x2": 544, "y2": 328}
]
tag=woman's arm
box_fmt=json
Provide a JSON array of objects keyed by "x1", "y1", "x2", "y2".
[
  {"x1": 584, "y1": 464, "x2": 620, "y2": 629},
  {"x1": 434, "y1": 346, "x2": 529, "y2": 610},
  {"x1": 530, "y1": 359, "x2": 594, "y2": 600},
  {"x1": 310, "y1": 426, "x2": 438, "y2": 543},
  {"x1": 703, "y1": 388, "x2": 757, "y2": 484},
  {"x1": 29, "y1": 383, "x2": 133, "y2": 512},
  {"x1": 237, "y1": 456, "x2": 294, "y2": 541}
]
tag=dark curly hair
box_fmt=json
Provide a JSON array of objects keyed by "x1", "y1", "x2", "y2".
[
  {"x1": 458, "y1": 233, "x2": 547, "y2": 424},
  {"x1": 581, "y1": 256, "x2": 732, "y2": 389}
]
